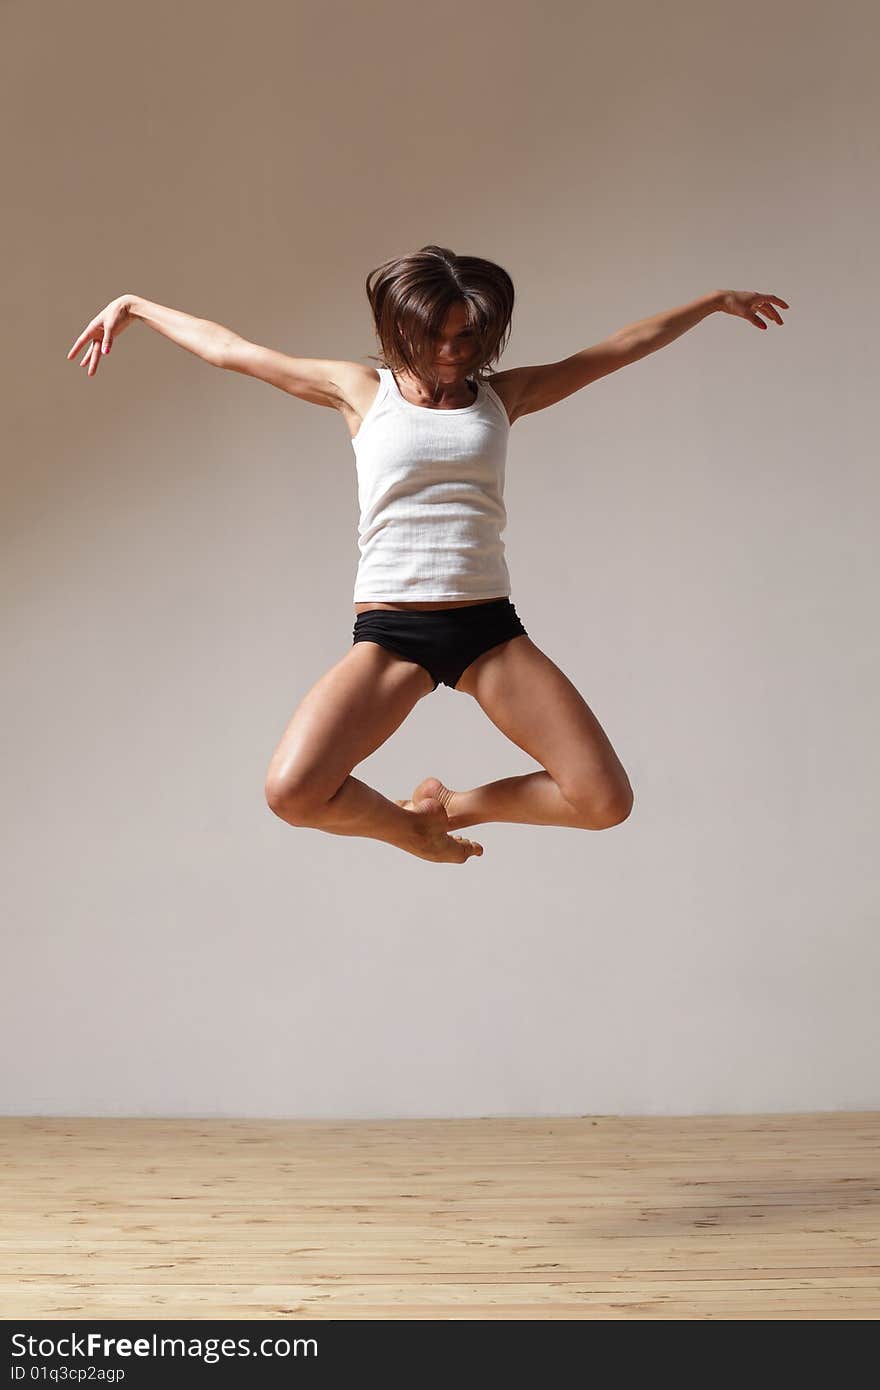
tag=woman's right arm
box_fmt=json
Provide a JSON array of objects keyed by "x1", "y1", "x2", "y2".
[
  {"x1": 126, "y1": 296, "x2": 236, "y2": 366},
  {"x1": 67, "y1": 294, "x2": 240, "y2": 377},
  {"x1": 67, "y1": 296, "x2": 364, "y2": 414}
]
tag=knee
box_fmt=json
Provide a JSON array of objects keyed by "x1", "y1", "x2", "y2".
[
  {"x1": 571, "y1": 784, "x2": 635, "y2": 830},
  {"x1": 264, "y1": 774, "x2": 328, "y2": 825},
  {"x1": 596, "y1": 790, "x2": 634, "y2": 828}
]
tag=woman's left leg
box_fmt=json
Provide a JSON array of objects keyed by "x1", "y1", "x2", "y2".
[{"x1": 435, "y1": 634, "x2": 634, "y2": 831}]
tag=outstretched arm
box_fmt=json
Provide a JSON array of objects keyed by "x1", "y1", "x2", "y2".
[
  {"x1": 67, "y1": 294, "x2": 361, "y2": 412},
  {"x1": 604, "y1": 287, "x2": 788, "y2": 358},
  {"x1": 125, "y1": 295, "x2": 237, "y2": 365},
  {"x1": 66, "y1": 294, "x2": 238, "y2": 376},
  {"x1": 498, "y1": 288, "x2": 790, "y2": 422}
]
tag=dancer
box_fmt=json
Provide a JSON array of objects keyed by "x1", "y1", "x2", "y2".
[{"x1": 67, "y1": 245, "x2": 788, "y2": 864}]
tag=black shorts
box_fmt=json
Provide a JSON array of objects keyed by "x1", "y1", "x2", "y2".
[{"x1": 352, "y1": 597, "x2": 528, "y2": 692}]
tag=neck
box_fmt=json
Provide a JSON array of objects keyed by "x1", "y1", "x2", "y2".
[{"x1": 394, "y1": 368, "x2": 476, "y2": 405}]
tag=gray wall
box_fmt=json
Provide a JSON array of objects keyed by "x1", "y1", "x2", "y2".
[{"x1": 3, "y1": 0, "x2": 877, "y2": 1116}]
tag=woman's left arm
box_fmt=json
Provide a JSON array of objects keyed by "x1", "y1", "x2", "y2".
[
  {"x1": 616, "y1": 288, "x2": 789, "y2": 359},
  {"x1": 497, "y1": 289, "x2": 790, "y2": 422}
]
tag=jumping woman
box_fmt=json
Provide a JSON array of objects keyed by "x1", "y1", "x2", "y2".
[{"x1": 67, "y1": 245, "x2": 788, "y2": 865}]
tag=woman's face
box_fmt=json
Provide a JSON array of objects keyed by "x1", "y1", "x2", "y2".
[{"x1": 430, "y1": 302, "x2": 476, "y2": 379}]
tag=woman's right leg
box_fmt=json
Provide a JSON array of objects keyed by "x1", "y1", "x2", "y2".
[{"x1": 264, "y1": 640, "x2": 483, "y2": 862}]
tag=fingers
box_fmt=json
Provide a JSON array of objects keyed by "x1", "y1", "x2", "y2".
[
  {"x1": 758, "y1": 296, "x2": 784, "y2": 325},
  {"x1": 68, "y1": 317, "x2": 98, "y2": 360},
  {"x1": 72, "y1": 334, "x2": 105, "y2": 375},
  {"x1": 68, "y1": 307, "x2": 116, "y2": 364},
  {"x1": 101, "y1": 312, "x2": 117, "y2": 356},
  {"x1": 752, "y1": 293, "x2": 789, "y2": 328},
  {"x1": 69, "y1": 320, "x2": 115, "y2": 376}
]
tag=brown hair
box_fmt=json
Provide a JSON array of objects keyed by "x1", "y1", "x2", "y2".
[{"x1": 364, "y1": 244, "x2": 514, "y2": 397}]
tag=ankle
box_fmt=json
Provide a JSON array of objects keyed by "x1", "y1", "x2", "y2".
[{"x1": 445, "y1": 790, "x2": 470, "y2": 831}]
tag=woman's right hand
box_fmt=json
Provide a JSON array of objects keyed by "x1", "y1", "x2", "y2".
[{"x1": 66, "y1": 295, "x2": 136, "y2": 377}]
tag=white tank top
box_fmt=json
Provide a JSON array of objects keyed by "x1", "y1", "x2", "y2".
[{"x1": 350, "y1": 366, "x2": 513, "y2": 601}]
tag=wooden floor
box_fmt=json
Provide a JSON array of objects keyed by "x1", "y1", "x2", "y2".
[{"x1": 2, "y1": 1113, "x2": 879, "y2": 1319}]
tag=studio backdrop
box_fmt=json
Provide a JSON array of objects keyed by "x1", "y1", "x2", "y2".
[{"x1": 3, "y1": 0, "x2": 877, "y2": 1116}]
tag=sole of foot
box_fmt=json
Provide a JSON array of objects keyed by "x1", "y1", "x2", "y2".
[{"x1": 398, "y1": 792, "x2": 483, "y2": 863}]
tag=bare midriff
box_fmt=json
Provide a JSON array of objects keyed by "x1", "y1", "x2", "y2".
[{"x1": 354, "y1": 598, "x2": 506, "y2": 613}]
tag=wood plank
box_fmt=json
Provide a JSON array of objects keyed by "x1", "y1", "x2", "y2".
[{"x1": 2, "y1": 1115, "x2": 878, "y2": 1319}]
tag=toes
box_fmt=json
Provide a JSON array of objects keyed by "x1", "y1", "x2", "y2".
[{"x1": 452, "y1": 835, "x2": 483, "y2": 856}]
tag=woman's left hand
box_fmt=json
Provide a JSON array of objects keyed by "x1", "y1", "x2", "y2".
[{"x1": 719, "y1": 290, "x2": 789, "y2": 329}]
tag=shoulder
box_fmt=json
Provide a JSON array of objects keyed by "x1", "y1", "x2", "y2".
[
  {"x1": 485, "y1": 368, "x2": 531, "y2": 426},
  {"x1": 333, "y1": 361, "x2": 383, "y2": 417},
  {"x1": 332, "y1": 362, "x2": 384, "y2": 441}
]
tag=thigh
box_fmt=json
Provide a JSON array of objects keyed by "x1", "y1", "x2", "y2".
[
  {"x1": 456, "y1": 633, "x2": 632, "y2": 811},
  {"x1": 265, "y1": 640, "x2": 434, "y2": 808}
]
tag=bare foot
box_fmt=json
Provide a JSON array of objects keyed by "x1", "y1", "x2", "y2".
[
  {"x1": 395, "y1": 775, "x2": 456, "y2": 815},
  {"x1": 402, "y1": 796, "x2": 483, "y2": 864}
]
